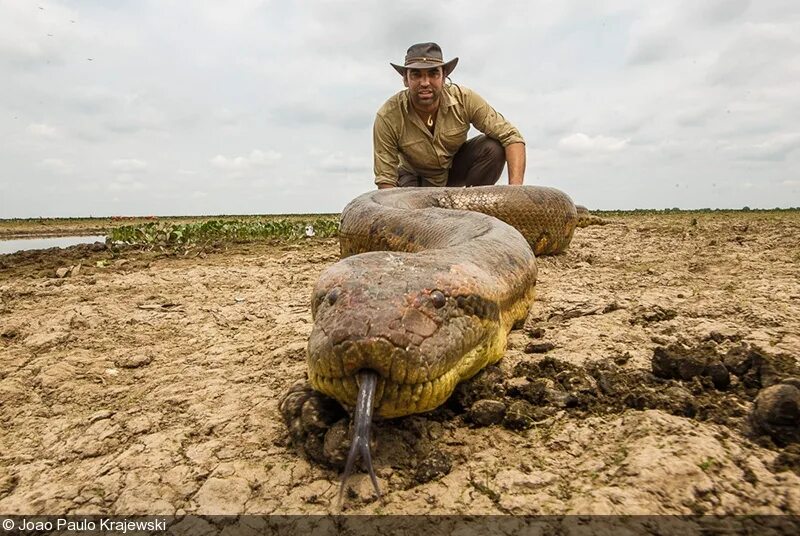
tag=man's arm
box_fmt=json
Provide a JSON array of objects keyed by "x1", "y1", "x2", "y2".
[
  {"x1": 505, "y1": 142, "x2": 525, "y2": 185},
  {"x1": 462, "y1": 87, "x2": 527, "y2": 184},
  {"x1": 373, "y1": 114, "x2": 400, "y2": 188}
]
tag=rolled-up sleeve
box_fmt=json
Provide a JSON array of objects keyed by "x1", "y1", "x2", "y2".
[
  {"x1": 373, "y1": 114, "x2": 399, "y2": 187},
  {"x1": 464, "y1": 88, "x2": 525, "y2": 147}
]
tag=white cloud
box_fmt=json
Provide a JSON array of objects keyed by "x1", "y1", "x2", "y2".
[
  {"x1": 558, "y1": 133, "x2": 630, "y2": 154},
  {"x1": 318, "y1": 152, "x2": 370, "y2": 174},
  {"x1": 111, "y1": 159, "x2": 148, "y2": 173},
  {"x1": 37, "y1": 158, "x2": 72, "y2": 174},
  {"x1": 721, "y1": 133, "x2": 800, "y2": 161},
  {"x1": 108, "y1": 174, "x2": 146, "y2": 192},
  {"x1": 210, "y1": 149, "x2": 282, "y2": 172},
  {"x1": 26, "y1": 123, "x2": 59, "y2": 139}
]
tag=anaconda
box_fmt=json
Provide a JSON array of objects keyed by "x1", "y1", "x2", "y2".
[{"x1": 286, "y1": 185, "x2": 578, "y2": 498}]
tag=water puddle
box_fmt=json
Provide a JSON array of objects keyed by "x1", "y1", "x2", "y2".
[{"x1": 0, "y1": 235, "x2": 106, "y2": 255}]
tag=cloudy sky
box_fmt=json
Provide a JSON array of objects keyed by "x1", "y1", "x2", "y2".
[{"x1": 1, "y1": 0, "x2": 798, "y2": 217}]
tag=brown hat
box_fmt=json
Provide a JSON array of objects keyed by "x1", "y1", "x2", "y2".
[{"x1": 390, "y1": 42, "x2": 459, "y2": 76}]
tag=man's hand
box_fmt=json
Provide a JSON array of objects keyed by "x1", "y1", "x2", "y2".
[
  {"x1": 505, "y1": 142, "x2": 526, "y2": 185},
  {"x1": 377, "y1": 183, "x2": 395, "y2": 189}
]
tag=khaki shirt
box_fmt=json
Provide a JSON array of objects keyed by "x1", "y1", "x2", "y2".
[{"x1": 373, "y1": 84, "x2": 525, "y2": 187}]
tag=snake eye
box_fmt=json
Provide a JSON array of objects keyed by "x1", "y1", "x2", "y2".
[
  {"x1": 327, "y1": 288, "x2": 341, "y2": 305},
  {"x1": 430, "y1": 290, "x2": 446, "y2": 308}
]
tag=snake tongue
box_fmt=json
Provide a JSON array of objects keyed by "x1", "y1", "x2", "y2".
[{"x1": 339, "y1": 369, "x2": 381, "y2": 504}]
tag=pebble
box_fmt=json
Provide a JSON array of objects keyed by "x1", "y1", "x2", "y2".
[
  {"x1": 468, "y1": 399, "x2": 506, "y2": 426},
  {"x1": 524, "y1": 342, "x2": 556, "y2": 354},
  {"x1": 751, "y1": 384, "x2": 800, "y2": 444},
  {"x1": 114, "y1": 354, "x2": 153, "y2": 369},
  {"x1": 88, "y1": 410, "x2": 115, "y2": 423}
]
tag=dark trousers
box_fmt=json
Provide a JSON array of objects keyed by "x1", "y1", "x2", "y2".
[{"x1": 397, "y1": 135, "x2": 506, "y2": 187}]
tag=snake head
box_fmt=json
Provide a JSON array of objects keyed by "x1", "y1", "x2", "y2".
[{"x1": 307, "y1": 250, "x2": 502, "y2": 419}]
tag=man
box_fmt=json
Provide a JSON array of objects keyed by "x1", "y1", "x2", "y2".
[{"x1": 373, "y1": 42, "x2": 526, "y2": 189}]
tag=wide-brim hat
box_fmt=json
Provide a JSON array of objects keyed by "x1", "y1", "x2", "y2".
[{"x1": 390, "y1": 42, "x2": 459, "y2": 77}]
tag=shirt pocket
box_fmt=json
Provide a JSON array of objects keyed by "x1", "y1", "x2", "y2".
[
  {"x1": 399, "y1": 137, "x2": 432, "y2": 170},
  {"x1": 439, "y1": 125, "x2": 469, "y2": 154}
]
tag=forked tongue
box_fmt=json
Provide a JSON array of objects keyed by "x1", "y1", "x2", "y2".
[{"x1": 338, "y1": 369, "x2": 381, "y2": 505}]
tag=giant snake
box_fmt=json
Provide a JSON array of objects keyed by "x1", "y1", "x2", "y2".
[{"x1": 281, "y1": 185, "x2": 579, "y2": 499}]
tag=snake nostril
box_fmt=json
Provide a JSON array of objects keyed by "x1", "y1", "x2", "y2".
[
  {"x1": 327, "y1": 288, "x2": 341, "y2": 305},
  {"x1": 431, "y1": 290, "x2": 446, "y2": 308}
]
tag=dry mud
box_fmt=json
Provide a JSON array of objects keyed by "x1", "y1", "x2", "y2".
[{"x1": 1, "y1": 211, "x2": 799, "y2": 519}]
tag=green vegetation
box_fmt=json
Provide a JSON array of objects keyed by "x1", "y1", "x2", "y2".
[
  {"x1": 698, "y1": 458, "x2": 719, "y2": 472},
  {"x1": 594, "y1": 207, "x2": 799, "y2": 216},
  {"x1": 107, "y1": 217, "x2": 339, "y2": 248}
]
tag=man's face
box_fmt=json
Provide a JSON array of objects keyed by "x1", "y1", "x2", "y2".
[{"x1": 404, "y1": 67, "x2": 444, "y2": 108}]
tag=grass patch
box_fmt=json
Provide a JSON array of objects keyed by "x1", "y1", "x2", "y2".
[
  {"x1": 698, "y1": 458, "x2": 719, "y2": 472},
  {"x1": 107, "y1": 217, "x2": 340, "y2": 249}
]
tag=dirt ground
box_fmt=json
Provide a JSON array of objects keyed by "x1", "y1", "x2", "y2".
[{"x1": 1, "y1": 210, "x2": 799, "y2": 518}]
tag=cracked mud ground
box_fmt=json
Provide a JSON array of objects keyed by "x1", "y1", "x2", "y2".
[{"x1": 1, "y1": 211, "x2": 799, "y2": 517}]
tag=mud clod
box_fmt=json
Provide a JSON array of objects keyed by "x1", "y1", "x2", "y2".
[
  {"x1": 468, "y1": 399, "x2": 506, "y2": 426},
  {"x1": 652, "y1": 343, "x2": 713, "y2": 382},
  {"x1": 630, "y1": 304, "x2": 677, "y2": 324},
  {"x1": 278, "y1": 380, "x2": 348, "y2": 467},
  {"x1": 114, "y1": 354, "x2": 153, "y2": 369},
  {"x1": 526, "y1": 327, "x2": 546, "y2": 339},
  {"x1": 751, "y1": 384, "x2": 800, "y2": 445},
  {"x1": 503, "y1": 400, "x2": 537, "y2": 430},
  {"x1": 413, "y1": 449, "x2": 452, "y2": 484},
  {"x1": 452, "y1": 366, "x2": 506, "y2": 409},
  {"x1": 524, "y1": 342, "x2": 556, "y2": 354},
  {"x1": 322, "y1": 419, "x2": 351, "y2": 467}
]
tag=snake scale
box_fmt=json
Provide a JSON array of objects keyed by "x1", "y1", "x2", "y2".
[{"x1": 288, "y1": 185, "x2": 578, "y2": 498}]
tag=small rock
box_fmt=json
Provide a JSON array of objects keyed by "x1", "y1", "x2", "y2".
[
  {"x1": 468, "y1": 399, "x2": 506, "y2": 426},
  {"x1": 751, "y1": 384, "x2": 800, "y2": 445},
  {"x1": 723, "y1": 345, "x2": 754, "y2": 377},
  {"x1": 56, "y1": 267, "x2": 70, "y2": 278},
  {"x1": 524, "y1": 342, "x2": 556, "y2": 354},
  {"x1": 602, "y1": 301, "x2": 624, "y2": 313},
  {"x1": 514, "y1": 378, "x2": 551, "y2": 404},
  {"x1": 527, "y1": 327, "x2": 546, "y2": 339},
  {"x1": 71, "y1": 263, "x2": 82, "y2": 276},
  {"x1": 414, "y1": 449, "x2": 452, "y2": 484},
  {"x1": 652, "y1": 343, "x2": 716, "y2": 381},
  {"x1": 322, "y1": 420, "x2": 351, "y2": 468},
  {"x1": 88, "y1": 410, "x2": 114, "y2": 423},
  {"x1": 631, "y1": 305, "x2": 677, "y2": 325},
  {"x1": 114, "y1": 354, "x2": 153, "y2": 368},
  {"x1": 705, "y1": 360, "x2": 730, "y2": 389}
]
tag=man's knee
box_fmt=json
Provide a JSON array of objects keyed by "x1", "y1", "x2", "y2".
[{"x1": 479, "y1": 136, "x2": 505, "y2": 161}]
